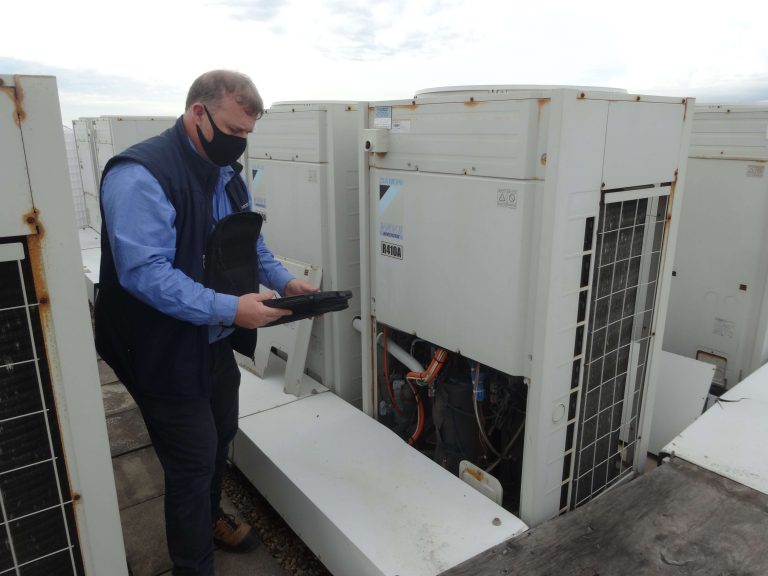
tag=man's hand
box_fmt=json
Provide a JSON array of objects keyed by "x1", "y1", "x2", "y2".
[
  {"x1": 284, "y1": 278, "x2": 320, "y2": 296},
  {"x1": 234, "y1": 292, "x2": 291, "y2": 329}
]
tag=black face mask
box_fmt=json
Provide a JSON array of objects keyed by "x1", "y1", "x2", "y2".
[{"x1": 196, "y1": 105, "x2": 247, "y2": 166}]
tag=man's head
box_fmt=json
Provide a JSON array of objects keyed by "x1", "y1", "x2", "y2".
[{"x1": 183, "y1": 70, "x2": 264, "y2": 166}]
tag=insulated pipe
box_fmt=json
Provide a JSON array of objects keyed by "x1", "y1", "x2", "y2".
[{"x1": 352, "y1": 318, "x2": 425, "y2": 374}]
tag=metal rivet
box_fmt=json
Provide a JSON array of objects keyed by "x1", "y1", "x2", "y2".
[{"x1": 492, "y1": 517, "x2": 502, "y2": 526}]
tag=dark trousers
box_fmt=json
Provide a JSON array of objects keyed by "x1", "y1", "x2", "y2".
[{"x1": 131, "y1": 339, "x2": 241, "y2": 576}]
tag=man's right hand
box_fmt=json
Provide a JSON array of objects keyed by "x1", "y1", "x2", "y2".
[{"x1": 234, "y1": 292, "x2": 291, "y2": 328}]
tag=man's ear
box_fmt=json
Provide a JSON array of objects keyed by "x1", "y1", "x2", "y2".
[{"x1": 190, "y1": 102, "x2": 206, "y2": 125}]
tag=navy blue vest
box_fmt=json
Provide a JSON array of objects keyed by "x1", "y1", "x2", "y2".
[{"x1": 94, "y1": 117, "x2": 253, "y2": 398}]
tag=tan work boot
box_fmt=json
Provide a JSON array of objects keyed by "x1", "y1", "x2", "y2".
[{"x1": 212, "y1": 513, "x2": 259, "y2": 552}]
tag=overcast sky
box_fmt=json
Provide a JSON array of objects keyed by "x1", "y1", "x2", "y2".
[{"x1": 2, "y1": 0, "x2": 767, "y2": 124}]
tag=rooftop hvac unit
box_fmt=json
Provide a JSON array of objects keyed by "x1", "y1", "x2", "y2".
[
  {"x1": 664, "y1": 104, "x2": 768, "y2": 389},
  {"x1": 0, "y1": 75, "x2": 127, "y2": 575},
  {"x1": 73, "y1": 115, "x2": 175, "y2": 231},
  {"x1": 63, "y1": 127, "x2": 87, "y2": 229},
  {"x1": 72, "y1": 115, "x2": 175, "y2": 304},
  {"x1": 246, "y1": 102, "x2": 364, "y2": 404},
  {"x1": 359, "y1": 85, "x2": 692, "y2": 526}
]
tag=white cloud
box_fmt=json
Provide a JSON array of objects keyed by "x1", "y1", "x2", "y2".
[{"x1": 2, "y1": 0, "x2": 767, "y2": 123}]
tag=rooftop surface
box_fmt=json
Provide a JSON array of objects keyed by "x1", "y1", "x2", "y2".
[{"x1": 99, "y1": 358, "x2": 291, "y2": 576}]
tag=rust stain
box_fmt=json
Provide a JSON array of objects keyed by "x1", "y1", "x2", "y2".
[
  {"x1": 660, "y1": 175, "x2": 677, "y2": 280},
  {"x1": 396, "y1": 102, "x2": 418, "y2": 111},
  {"x1": 0, "y1": 76, "x2": 28, "y2": 125},
  {"x1": 465, "y1": 467, "x2": 484, "y2": 483},
  {"x1": 26, "y1": 223, "x2": 81, "y2": 515},
  {"x1": 24, "y1": 210, "x2": 49, "y2": 309},
  {"x1": 537, "y1": 98, "x2": 548, "y2": 125},
  {"x1": 26, "y1": 231, "x2": 50, "y2": 307},
  {"x1": 22, "y1": 208, "x2": 45, "y2": 238}
]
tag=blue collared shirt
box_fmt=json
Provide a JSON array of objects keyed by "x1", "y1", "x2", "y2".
[{"x1": 101, "y1": 162, "x2": 294, "y2": 342}]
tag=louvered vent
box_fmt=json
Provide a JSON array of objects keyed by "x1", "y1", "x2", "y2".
[
  {"x1": 571, "y1": 193, "x2": 669, "y2": 507},
  {"x1": 0, "y1": 238, "x2": 84, "y2": 576}
]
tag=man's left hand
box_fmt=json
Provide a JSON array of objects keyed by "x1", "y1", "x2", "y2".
[{"x1": 284, "y1": 279, "x2": 320, "y2": 296}]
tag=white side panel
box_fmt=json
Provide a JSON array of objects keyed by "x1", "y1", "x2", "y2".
[
  {"x1": 663, "y1": 158, "x2": 768, "y2": 386},
  {"x1": 248, "y1": 103, "x2": 364, "y2": 404},
  {"x1": 690, "y1": 105, "x2": 768, "y2": 160},
  {"x1": 3, "y1": 75, "x2": 127, "y2": 576},
  {"x1": 0, "y1": 86, "x2": 34, "y2": 236},
  {"x1": 663, "y1": 361, "x2": 768, "y2": 495},
  {"x1": 603, "y1": 101, "x2": 685, "y2": 189},
  {"x1": 107, "y1": 117, "x2": 174, "y2": 154},
  {"x1": 252, "y1": 160, "x2": 325, "y2": 267},
  {"x1": 368, "y1": 98, "x2": 546, "y2": 179},
  {"x1": 520, "y1": 94, "x2": 606, "y2": 526},
  {"x1": 648, "y1": 351, "x2": 715, "y2": 455},
  {"x1": 249, "y1": 108, "x2": 327, "y2": 162},
  {"x1": 233, "y1": 373, "x2": 528, "y2": 576},
  {"x1": 372, "y1": 170, "x2": 536, "y2": 376}
]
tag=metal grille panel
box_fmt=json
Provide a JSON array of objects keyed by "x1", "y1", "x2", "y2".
[
  {"x1": 0, "y1": 238, "x2": 84, "y2": 576},
  {"x1": 572, "y1": 194, "x2": 668, "y2": 507}
]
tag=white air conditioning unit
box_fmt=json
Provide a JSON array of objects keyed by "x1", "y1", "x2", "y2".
[
  {"x1": 246, "y1": 101, "x2": 364, "y2": 404},
  {"x1": 73, "y1": 115, "x2": 175, "y2": 231},
  {"x1": 0, "y1": 75, "x2": 127, "y2": 575},
  {"x1": 359, "y1": 85, "x2": 693, "y2": 526},
  {"x1": 664, "y1": 104, "x2": 768, "y2": 389}
]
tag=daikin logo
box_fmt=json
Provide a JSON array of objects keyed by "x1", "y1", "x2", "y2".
[
  {"x1": 381, "y1": 241, "x2": 403, "y2": 260},
  {"x1": 379, "y1": 222, "x2": 403, "y2": 240},
  {"x1": 379, "y1": 177, "x2": 403, "y2": 213}
]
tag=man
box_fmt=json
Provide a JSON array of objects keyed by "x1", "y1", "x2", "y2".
[{"x1": 94, "y1": 70, "x2": 317, "y2": 576}]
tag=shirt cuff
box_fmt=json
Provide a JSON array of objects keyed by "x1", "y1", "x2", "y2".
[
  {"x1": 212, "y1": 292, "x2": 239, "y2": 326},
  {"x1": 274, "y1": 270, "x2": 296, "y2": 296}
]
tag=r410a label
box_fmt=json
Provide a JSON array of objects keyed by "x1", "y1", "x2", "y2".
[{"x1": 381, "y1": 241, "x2": 403, "y2": 260}]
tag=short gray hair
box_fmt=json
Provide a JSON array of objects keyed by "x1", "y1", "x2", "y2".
[{"x1": 185, "y1": 70, "x2": 264, "y2": 119}]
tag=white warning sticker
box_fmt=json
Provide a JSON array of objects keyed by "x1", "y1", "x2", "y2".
[
  {"x1": 374, "y1": 106, "x2": 392, "y2": 129},
  {"x1": 497, "y1": 188, "x2": 518, "y2": 209},
  {"x1": 746, "y1": 165, "x2": 765, "y2": 178},
  {"x1": 391, "y1": 120, "x2": 411, "y2": 133}
]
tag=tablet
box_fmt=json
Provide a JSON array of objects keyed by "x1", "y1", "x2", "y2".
[{"x1": 263, "y1": 290, "x2": 353, "y2": 327}]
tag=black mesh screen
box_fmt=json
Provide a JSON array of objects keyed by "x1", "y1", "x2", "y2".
[
  {"x1": 0, "y1": 238, "x2": 84, "y2": 576},
  {"x1": 571, "y1": 195, "x2": 668, "y2": 507}
]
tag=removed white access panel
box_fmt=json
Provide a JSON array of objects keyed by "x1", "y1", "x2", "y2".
[
  {"x1": 663, "y1": 104, "x2": 768, "y2": 389},
  {"x1": 231, "y1": 368, "x2": 528, "y2": 576},
  {"x1": 647, "y1": 351, "x2": 716, "y2": 455},
  {"x1": 247, "y1": 102, "x2": 364, "y2": 405},
  {"x1": 0, "y1": 74, "x2": 127, "y2": 575},
  {"x1": 361, "y1": 86, "x2": 693, "y2": 526},
  {"x1": 663, "y1": 360, "x2": 768, "y2": 495},
  {"x1": 237, "y1": 256, "x2": 322, "y2": 397}
]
